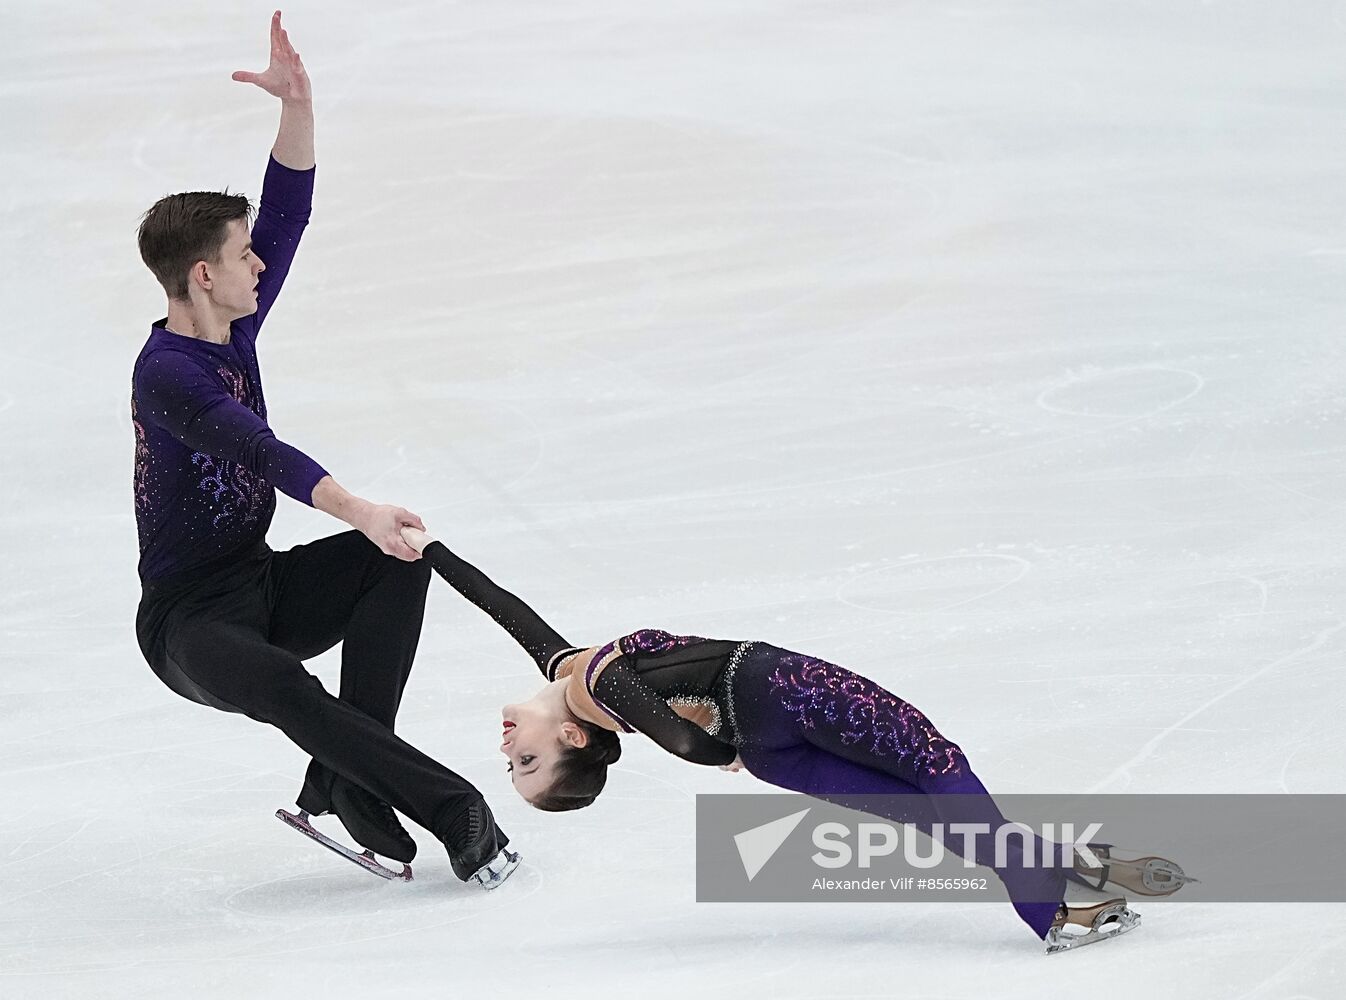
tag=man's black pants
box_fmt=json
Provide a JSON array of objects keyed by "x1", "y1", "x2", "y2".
[{"x1": 136, "y1": 531, "x2": 504, "y2": 849}]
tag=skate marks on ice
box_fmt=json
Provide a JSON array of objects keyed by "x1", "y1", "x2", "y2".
[
  {"x1": 215, "y1": 843, "x2": 543, "y2": 960},
  {"x1": 837, "y1": 553, "x2": 1033, "y2": 616},
  {"x1": 1035, "y1": 366, "x2": 1205, "y2": 421},
  {"x1": 1087, "y1": 618, "x2": 1346, "y2": 793},
  {"x1": 558, "y1": 361, "x2": 1210, "y2": 513},
  {"x1": 0, "y1": 822, "x2": 264, "y2": 977},
  {"x1": 405, "y1": 398, "x2": 548, "y2": 521},
  {"x1": 313, "y1": 395, "x2": 547, "y2": 530},
  {"x1": 2, "y1": 816, "x2": 93, "y2": 875}
]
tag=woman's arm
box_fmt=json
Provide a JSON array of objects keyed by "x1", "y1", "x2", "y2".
[
  {"x1": 592, "y1": 659, "x2": 737, "y2": 766},
  {"x1": 402, "y1": 528, "x2": 577, "y2": 677}
]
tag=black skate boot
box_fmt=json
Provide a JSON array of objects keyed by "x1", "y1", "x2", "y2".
[
  {"x1": 330, "y1": 777, "x2": 417, "y2": 864},
  {"x1": 441, "y1": 799, "x2": 521, "y2": 889}
]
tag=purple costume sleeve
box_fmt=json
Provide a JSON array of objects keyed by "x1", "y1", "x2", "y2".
[
  {"x1": 246, "y1": 156, "x2": 314, "y2": 337},
  {"x1": 136, "y1": 350, "x2": 328, "y2": 505}
]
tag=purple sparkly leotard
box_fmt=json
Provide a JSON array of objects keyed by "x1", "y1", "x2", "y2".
[
  {"x1": 421, "y1": 541, "x2": 1071, "y2": 937},
  {"x1": 131, "y1": 157, "x2": 328, "y2": 582},
  {"x1": 761, "y1": 651, "x2": 967, "y2": 776}
]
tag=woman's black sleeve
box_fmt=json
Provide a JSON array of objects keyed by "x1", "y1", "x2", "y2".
[
  {"x1": 592, "y1": 659, "x2": 737, "y2": 766},
  {"x1": 423, "y1": 541, "x2": 576, "y2": 678}
]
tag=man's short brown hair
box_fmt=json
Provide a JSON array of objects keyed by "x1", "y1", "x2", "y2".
[{"x1": 137, "y1": 191, "x2": 255, "y2": 300}]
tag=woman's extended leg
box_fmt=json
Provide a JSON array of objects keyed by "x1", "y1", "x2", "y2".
[{"x1": 733, "y1": 645, "x2": 1066, "y2": 938}]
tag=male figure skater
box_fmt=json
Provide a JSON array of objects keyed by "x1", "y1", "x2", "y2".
[{"x1": 130, "y1": 11, "x2": 514, "y2": 886}]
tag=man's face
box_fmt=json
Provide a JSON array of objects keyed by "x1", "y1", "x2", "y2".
[{"x1": 203, "y1": 218, "x2": 265, "y2": 319}]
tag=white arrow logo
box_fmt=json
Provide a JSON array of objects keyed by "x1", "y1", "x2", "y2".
[{"x1": 733, "y1": 808, "x2": 811, "y2": 881}]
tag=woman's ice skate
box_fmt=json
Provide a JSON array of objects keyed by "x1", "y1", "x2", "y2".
[
  {"x1": 1045, "y1": 898, "x2": 1141, "y2": 955},
  {"x1": 1074, "y1": 845, "x2": 1198, "y2": 897}
]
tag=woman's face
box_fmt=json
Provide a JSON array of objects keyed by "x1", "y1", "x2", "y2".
[{"x1": 500, "y1": 683, "x2": 578, "y2": 803}]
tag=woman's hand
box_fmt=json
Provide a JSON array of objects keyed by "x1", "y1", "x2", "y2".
[
  {"x1": 311, "y1": 477, "x2": 422, "y2": 561},
  {"x1": 719, "y1": 754, "x2": 745, "y2": 773},
  {"x1": 359, "y1": 504, "x2": 424, "y2": 561},
  {"x1": 400, "y1": 526, "x2": 433, "y2": 555}
]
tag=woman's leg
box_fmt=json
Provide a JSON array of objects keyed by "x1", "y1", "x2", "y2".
[{"x1": 735, "y1": 647, "x2": 1065, "y2": 938}]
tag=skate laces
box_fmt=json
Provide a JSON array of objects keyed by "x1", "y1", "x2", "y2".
[{"x1": 445, "y1": 801, "x2": 491, "y2": 849}]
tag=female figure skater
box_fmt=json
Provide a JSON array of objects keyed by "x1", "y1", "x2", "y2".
[{"x1": 402, "y1": 528, "x2": 1187, "y2": 953}]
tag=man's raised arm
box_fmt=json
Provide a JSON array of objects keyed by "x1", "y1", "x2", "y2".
[
  {"x1": 233, "y1": 11, "x2": 314, "y2": 170},
  {"x1": 233, "y1": 11, "x2": 315, "y2": 333}
]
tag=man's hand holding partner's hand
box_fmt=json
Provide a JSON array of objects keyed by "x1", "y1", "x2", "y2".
[{"x1": 360, "y1": 505, "x2": 425, "y2": 562}]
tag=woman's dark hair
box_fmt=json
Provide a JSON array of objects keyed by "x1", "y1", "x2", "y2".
[
  {"x1": 137, "y1": 190, "x2": 255, "y2": 300},
  {"x1": 532, "y1": 718, "x2": 622, "y2": 813}
]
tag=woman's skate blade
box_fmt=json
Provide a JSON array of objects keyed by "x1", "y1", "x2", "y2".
[
  {"x1": 1045, "y1": 899, "x2": 1141, "y2": 955},
  {"x1": 1077, "y1": 845, "x2": 1199, "y2": 896},
  {"x1": 276, "y1": 808, "x2": 414, "y2": 882}
]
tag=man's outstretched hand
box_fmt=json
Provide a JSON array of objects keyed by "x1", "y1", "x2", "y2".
[
  {"x1": 311, "y1": 478, "x2": 423, "y2": 562},
  {"x1": 360, "y1": 504, "x2": 426, "y2": 562},
  {"x1": 232, "y1": 10, "x2": 311, "y2": 104}
]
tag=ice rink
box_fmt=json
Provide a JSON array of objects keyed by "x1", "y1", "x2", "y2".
[{"x1": 3, "y1": 0, "x2": 1345, "y2": 995}]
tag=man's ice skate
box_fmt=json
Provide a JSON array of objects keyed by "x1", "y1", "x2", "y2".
[
  {"x1": 276, "y1": 808, "x2": 414, "y2": 882},
  {"x1": 467, "y1": 847, "x2": 522, "y2": 890},
  {"x1": 1044, "y1": 898, "x2": 1140, "y2": 955},
  {"x1": 1073, "y1": 844, "x2": 1198, "y2": 897},
  {"x1": 329, "y1": 777, "x2": 417, "y2": 863},
  {"x1": 443, "y1": 799, "x2": 521, "y2": 890}
]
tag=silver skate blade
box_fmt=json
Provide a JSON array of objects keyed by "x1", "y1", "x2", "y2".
[
  {"x1": 470, "y1": 848, "x2": 521, "y2": 890},
  {"x1": 1080, "y1": 847, "x2": 1199, "y2": 896},
  {"x1": 1105, "y1": 856, "x2": 1200, "y2": 894},
  {"x1": 1122, "y1": 858, "x2": 1200, "y2": 893},
  {"x1": 1045, "y1": 903, "x2": 1141, "y2": 956},
  {"x1": 276, "y1": 808, "x2": 414, "y2": 882}
]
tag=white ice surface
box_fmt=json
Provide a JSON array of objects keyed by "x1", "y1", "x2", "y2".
[{"x1": 2, "y1": 0, "x2": 1344, "y2": 996}]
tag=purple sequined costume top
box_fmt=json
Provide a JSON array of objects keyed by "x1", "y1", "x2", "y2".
[
  {"x1": 131, "y1": 157, "x2": 328, "y2": 583},
  {"x1": 617, "y1": 628, "x2": 708, "y2": 657}
]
